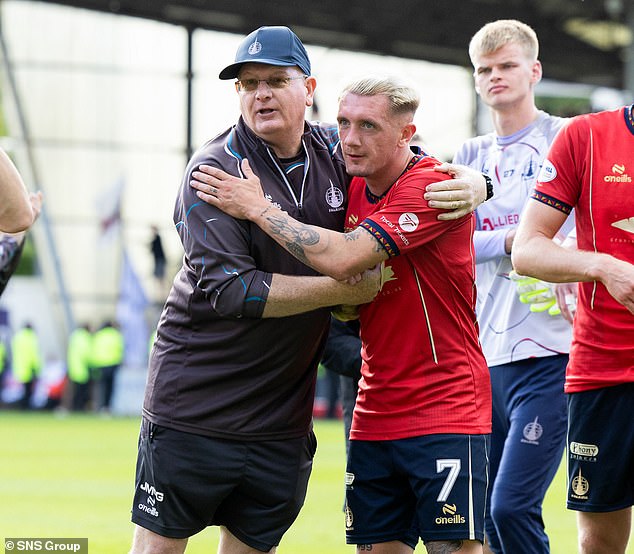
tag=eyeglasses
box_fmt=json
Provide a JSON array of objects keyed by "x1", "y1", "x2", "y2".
[{"x1": 235, "y1": 75, "x2": 307, "y2": 93}]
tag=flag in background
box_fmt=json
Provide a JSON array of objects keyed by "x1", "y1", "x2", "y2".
[
  {"x1": 116, "y1": 248, "x2": 149, "y2": 367},
  {"x1": 96, "y1": 176, "x2": 125, "y2": 243}
]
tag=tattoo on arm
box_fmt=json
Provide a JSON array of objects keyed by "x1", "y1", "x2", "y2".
[
  {"x1": 358, "y1": 546, "x2": 373, "y2": 551},
  {"x1": 264, "y1": 212, "x2": 321, "y2": 267}
]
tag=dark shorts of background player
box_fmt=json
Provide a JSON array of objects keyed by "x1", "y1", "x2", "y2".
[
  {"x1": 567, "y1": 382, "x2": 634, "y2": 512},
  {"x1": 345, "y1": 433, "x2": 489, "y2": 547},
  {"x1": 131, "y1": 418, "x2": 317, "y2": 551}
]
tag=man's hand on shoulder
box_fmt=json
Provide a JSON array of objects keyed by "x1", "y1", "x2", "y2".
[
  {"x1": 190, "y1": 159, "x2": 267, "y2": 220},
  {"x1": 424, "y1": 163, "x2": 489, "y2": 221}
]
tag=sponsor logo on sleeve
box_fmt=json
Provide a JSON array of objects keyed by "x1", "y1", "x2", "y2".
[
  {"x1": 537, "y1": 159, "x2": 557, "y2": 182},
  {"x1": 398, "y1": 212, "x2": 419, "y2": 232}
]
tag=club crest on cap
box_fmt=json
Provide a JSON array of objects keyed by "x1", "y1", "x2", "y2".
[
  {"x1": 248, "y1": 41, "x2": 262, "y2": 55},
  {"x1": 218, "y1": 25, "x2": 311, "y2": 80}
]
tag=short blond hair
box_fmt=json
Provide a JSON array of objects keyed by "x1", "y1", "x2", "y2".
[
  {"x1": 339, "y1": 76, "x2": 419, "y2": 117},
  {"x1": 469, "y1": 19, "x2": 539, "y2": 65}
]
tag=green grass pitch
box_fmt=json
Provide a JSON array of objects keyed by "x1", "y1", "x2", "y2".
[{"x1": 1, "y1": 412, "x2": 631, "y2": 552}]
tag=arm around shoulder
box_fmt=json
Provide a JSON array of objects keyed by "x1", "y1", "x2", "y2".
[{"x1": 262, "y1": 266, "x2": 381, "y2": 318}]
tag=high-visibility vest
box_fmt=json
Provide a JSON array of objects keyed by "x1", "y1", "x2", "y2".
[
  {"x1": 11, "y1": 327, "x2": 41, "y2": 383},
  {"x1": 91, "y1": 326, "x2": 124, "y2": 368},
  {"x1": 0, "y1": 342, "x2": 6, "y2": 374},
  {"x1": 67, "y1": 327, "x2": 92, "y2": 384}
]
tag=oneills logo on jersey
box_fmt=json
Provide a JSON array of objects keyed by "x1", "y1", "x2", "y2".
[
  {"x1": 435, "y1": 503, "x2": 466, "y2": 525},
  {"x1": 537, "y1": 159, "x2": 557, "y2": 182},
  {"x1": 570, "y1": 468, "x2": 590, "y2": 501},
  {"x1": 605, "y1": 162, "x2": 632, "y2": 183}
]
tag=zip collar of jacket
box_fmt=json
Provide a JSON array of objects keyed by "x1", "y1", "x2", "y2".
[{"x1": 227, "y1": 117, "x2": 328, "y2": 211}]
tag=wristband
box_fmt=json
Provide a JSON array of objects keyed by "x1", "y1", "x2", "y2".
[{"x1": 483, "y1": 174, "x2": 494, "y2": 201}]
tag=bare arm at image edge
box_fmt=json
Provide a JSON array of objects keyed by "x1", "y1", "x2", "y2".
[{"x1": 0, "y1": 149, "x2": 40, "y2": 233}]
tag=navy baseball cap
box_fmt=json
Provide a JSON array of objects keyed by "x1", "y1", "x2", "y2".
[{"x1": 219, "y1": 26, "x2": 311, "y2": 80}]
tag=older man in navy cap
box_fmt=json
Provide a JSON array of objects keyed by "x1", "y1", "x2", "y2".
[
  {"x1": 129, "y1": 25, "x2": 381, "y2": 554},
  {"x1": 129, "y1": 26, "x2": 486, "y2": 554}
]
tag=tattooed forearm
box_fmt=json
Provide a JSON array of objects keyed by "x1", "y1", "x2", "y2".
[
  {"x1": 261, "y1": 211, "x2": 324, "y2": 268},
  {"x1": 266, "y1": 213, "x2": 321, "y2": 247},
  {"x1": 286, "y1": 242, "x2": 310, "y2": 266}
]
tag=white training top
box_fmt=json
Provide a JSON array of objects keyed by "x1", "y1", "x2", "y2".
[{"x1": 454, "y1": 111, "x2": 573, "y2": 366}]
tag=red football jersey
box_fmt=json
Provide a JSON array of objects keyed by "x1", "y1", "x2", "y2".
[
  {"x1": 346, "y1": 156, "x2": 491, "y2": 440},
  {"x1": 534, "y1": 106, "x2": 634, "y2": 392}
]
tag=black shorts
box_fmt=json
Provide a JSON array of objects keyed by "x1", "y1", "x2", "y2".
[
  {"x1": 131, "y1": 418, "x2": 317, "y2": 551},
  {"x1": 345, "y1": 434, "x2": 488, "y2": 547},
  {"x1": 567, "y1": 383, "x2": 634, "y2": 512}
]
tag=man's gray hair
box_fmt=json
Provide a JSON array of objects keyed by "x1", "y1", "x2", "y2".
[{"x1": 339, "y1": 76, "x2": 420, "y2": 117}]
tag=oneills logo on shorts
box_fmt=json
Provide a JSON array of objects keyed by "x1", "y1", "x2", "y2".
[
  {"x1": 138, "y1": 481, "x2": 164, "y2": 517},
  {"x1": 435, "y1": 503, "x2": 465, "y2": 525}
]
